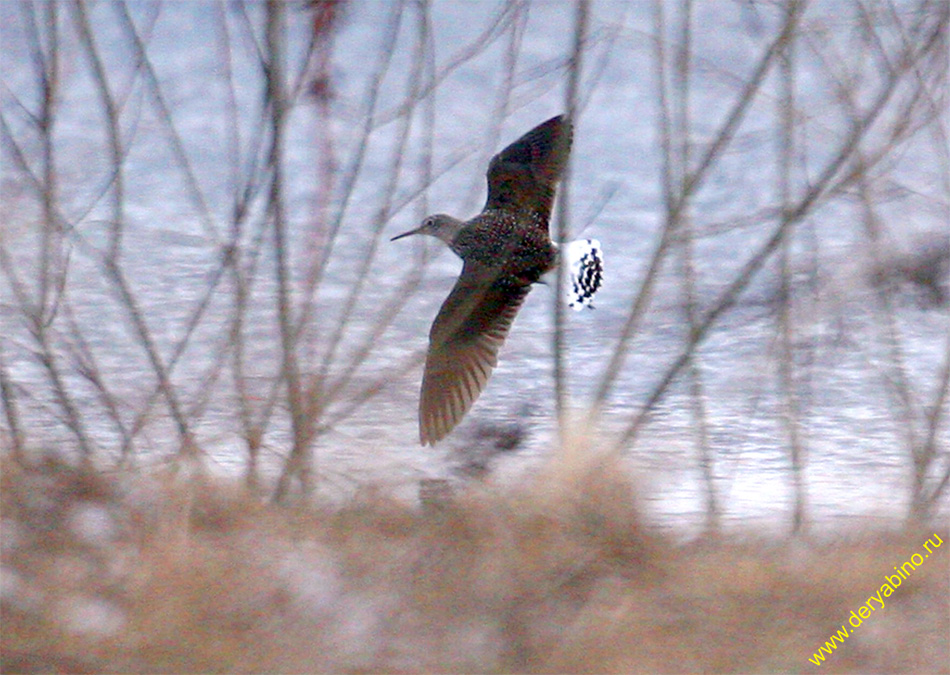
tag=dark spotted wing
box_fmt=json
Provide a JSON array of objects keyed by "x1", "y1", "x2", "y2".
[
  {"x1": 484, "y1": 115, "x2": 573, "y2": 225},
  {"x1": 418, "y1": 261, "x2": 532, "y2": 445}
]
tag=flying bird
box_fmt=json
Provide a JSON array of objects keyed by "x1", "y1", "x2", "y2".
[{"x1": 392, "y1": 115, "x2": 603, "y2": 445}]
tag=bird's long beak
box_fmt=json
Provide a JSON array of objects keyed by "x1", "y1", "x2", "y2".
[{"x1": 390, "y1": 227, "x2": 421, "y2": 242}]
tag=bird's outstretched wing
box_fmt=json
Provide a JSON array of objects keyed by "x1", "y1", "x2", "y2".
[
  {"x1": 418, "y1": 261, "x2": 531, "y2": 445},
  {"x1": 484, "y1": 115, "x2": 573, "y2": 225}
]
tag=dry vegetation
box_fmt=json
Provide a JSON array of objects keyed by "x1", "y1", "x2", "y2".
[{"x1": 2, "y1": 450, "x2": 947, "y2": 674}]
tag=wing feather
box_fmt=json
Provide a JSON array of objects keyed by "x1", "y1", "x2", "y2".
[
  {"x1": 484, "y1": 115, "x2": 572, "y2": 224},
  {"x1": 419, "y1": 263, "x2": 531, "y2": 445}
]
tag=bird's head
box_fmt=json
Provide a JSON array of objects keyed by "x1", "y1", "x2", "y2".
[{"x1": 391, "y1": 214, "x2": 463, "y2": 246}]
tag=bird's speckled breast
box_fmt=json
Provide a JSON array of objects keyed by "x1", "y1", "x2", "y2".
[{"x1": 451, "y1": 209, "x2": 557, "y2": 285}]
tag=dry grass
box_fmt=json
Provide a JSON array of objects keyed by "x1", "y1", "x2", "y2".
[{"x1": 2, "y1": 448, "x2": 947, "y2": 674}]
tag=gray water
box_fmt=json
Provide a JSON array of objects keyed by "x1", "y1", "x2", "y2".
[{"x1": 1, "y1": 1, "x2": 947, "y2": 534}]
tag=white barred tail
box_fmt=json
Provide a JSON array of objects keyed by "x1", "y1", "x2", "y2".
[{"x1": 563, "y1": 238, "x2": 603, "y2": 310}]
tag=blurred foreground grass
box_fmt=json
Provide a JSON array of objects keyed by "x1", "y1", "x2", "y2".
[{"x1": 2, "y1": 446, "x2": 947, "y2": 674}]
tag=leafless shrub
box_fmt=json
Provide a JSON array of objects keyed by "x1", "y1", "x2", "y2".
[{"x1": 1, "y1": 0, "x2": 947, "y2": 529}]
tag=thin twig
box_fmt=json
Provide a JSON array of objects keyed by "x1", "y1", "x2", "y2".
[{"x1": 553, "y1": 0, "x2": 589, "y2": 426}]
